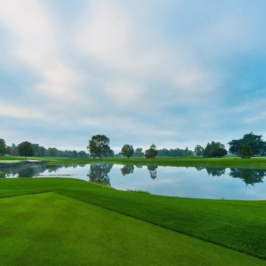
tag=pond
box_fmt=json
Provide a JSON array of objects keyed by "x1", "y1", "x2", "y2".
[{"x1": 1, "y1": 163, "x2": 266, "y2": 200}]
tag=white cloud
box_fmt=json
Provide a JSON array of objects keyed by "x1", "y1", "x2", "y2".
[
  {"x1": 77, "y1": 0, "x2": 130, "y2": 65},
  {"x1": 0, "y1": 0, "x2": 88, "y2": 106},
  {"x1": 105, "y1": 80, "x2": 142, "y2": 105},
  {"x1": 0, "y1": 0, "x2": 55, "y2": 55},
  {"x1": 36, "y1": 58, "x2": 88, "y2": 104},
  {"x1": 0, "y1": 100, "x2": 50, "y2": 120},
  {"x1": 76, "y1": 0, "x2": 220, "y2": 108}
]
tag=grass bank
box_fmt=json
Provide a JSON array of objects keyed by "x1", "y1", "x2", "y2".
[
  {"x1": 1, "y1": 178, "x2": 266, "y2": 262},
  {"x1": 1, "y1": 191, "x2": 265, "y2": 266}
]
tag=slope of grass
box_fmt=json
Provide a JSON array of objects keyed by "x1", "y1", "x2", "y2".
[
  {"x1": 1, "y1": 178, "x2": 266, "y2": 259},
  {"x1": 0, "y1": 192, "x2": 265, "y2": 266}
]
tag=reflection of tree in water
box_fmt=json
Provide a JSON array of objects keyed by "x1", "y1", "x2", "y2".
[
  {"x1": 18, "y1": 168, "x2": 35, "y2": 178},
  {"x1": 46, "y1": 165, "x2": 66, "y2": 173},
  {"x1": 147, "y1": 165, "x2": 158, "y2": 180},
  {"x1": 195, "y1": 166, "x2": 204, "y2": 171},
  {"x1": 18, "y1": 165, "x2": 48, "y2": 178},
  {"x1": 229, "y1": 168, "x2": 266, "y2": 186},
  {"x1": 205, "y1": 168, "x2": 226, "y2": 177},
  {"x1": 2, "y1": 163, "x2": 82, "y2": 178},
  {"x1": 121, "y1": 165, "x2": 134, "y2": 176},
  {"x1": 87, "y1": 163, "x2": 113, "y2": 186}
]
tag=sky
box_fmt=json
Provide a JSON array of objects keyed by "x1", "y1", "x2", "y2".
[{"x1": 1, "y1": 0, "x2": 266, "y2": 153}]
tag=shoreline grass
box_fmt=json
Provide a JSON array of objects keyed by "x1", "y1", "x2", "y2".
[{"x1": 2, "y1": 155, "x2": 266, "y2": 168}]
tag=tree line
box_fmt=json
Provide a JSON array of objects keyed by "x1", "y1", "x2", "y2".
[
  {"x1": 1, "y1": 132, "x2": 264, "y2": 159},
  {"x1": 0, "y1": 140, "x2": 88, "y2": 158},
  {"x1": 87, "y1": 135, "x2": 194, "y2": 159},
  {"x1": 194, "y1": 132, "x2": 265, "y2": 159},
  {"x1": 87, "y1": 134, "x2": 159, "y2": 159}
]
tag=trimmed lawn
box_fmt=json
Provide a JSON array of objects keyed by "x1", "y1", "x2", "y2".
[
  {"x1": 0, "y1": 192, "x2": 265, "y2": 266},
  {"x1": 3, "y1": 155, "x2": 266, "y2": 168}
]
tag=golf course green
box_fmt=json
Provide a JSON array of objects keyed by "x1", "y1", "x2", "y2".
[
  {"x1": 0, "y1": 177, "x2": 266, "y2": 265},
  {"x1": 2, "y1": 155, "x2": 266, "y2": 168}
]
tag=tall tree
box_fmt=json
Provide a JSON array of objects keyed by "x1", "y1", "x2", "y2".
[
  {"x1": 145, "y1": 144, "x2": 158, "y2": 159},
  {"x1": 203, "y1": 142, "x2": 227, "y2": 158},
  {"x1": 18, "y1": 141, "x2": 34, "y2": 157},
  {"x1": 228, "y1": 132, "x2": 264, "y2": 156},
  {"x1": 87, "y1": 134, "x2": 110, "y2": 159},
  {"x1": 0, "y1": 139, "x2": 6, "y2": 156},
  {"x1": 209, "y1": 142, "x2": 227, "y2": 157},
  {"x1": 242, "y1": 132, "x2": 264, "y2": 155},
  {"x1": 121, "y1": 144, "x2": 134, "y2": 158},
  {"x1": 203, "y1": 143, "x2": 211, "y2": 157}
]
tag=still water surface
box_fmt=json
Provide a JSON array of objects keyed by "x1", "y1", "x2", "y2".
[{"x1": 2, "y1": 163, "x2": 266, "y2": 200}]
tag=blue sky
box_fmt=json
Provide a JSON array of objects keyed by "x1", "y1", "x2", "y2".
[{"x1": 1, "y1": 0, "x2": 266, "y2": 152}]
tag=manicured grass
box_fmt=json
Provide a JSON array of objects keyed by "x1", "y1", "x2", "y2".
[
  {"x1": 3, "y1": 155, "x2": 266, "y2": 168},
  {"x1": 0, "y1": 192, "x2": 265, "y2": 266},
  {"x1": 97, "y1": 156, "x2": 266, "y2": 168},
  {"x1": 1, "y1": 178, "x2": 266, "y2": 260}
]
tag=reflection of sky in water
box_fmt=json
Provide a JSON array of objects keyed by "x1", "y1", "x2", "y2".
[{"x1": 3, "y1": 164, "x2": 266, "y2": 200}]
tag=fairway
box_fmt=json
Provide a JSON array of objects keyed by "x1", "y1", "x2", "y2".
[{"x1": 0, "y1": 192, "x2": 265, "y2": 266}]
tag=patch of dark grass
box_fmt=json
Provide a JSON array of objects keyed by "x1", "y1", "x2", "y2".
[{"x1": 127, "y1": 189, "x2": 151, "y2": 194}]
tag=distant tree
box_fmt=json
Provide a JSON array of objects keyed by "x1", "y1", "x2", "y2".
[
  {"x1": 194, "y1": 145, "x2": 204, "y2": 157},
  {"x1": 51, "y1": 148, "x2": 58, "y2": 157},
  {"x1": 157, "y1": 147, "x2": 193, "y2": 157},
  {"x1": 135, "y1": 148, "x2": 144, "y2": 157},
  {"x1": 18, "y1": 141, "x2": 34, "y2": 157},
  {"x1": 203, "y1": 143, "x2": 211, "y2": 157},
  {"x1": 0, "y1": 139, "x2": 6, "y2": 156},
  {"x1": 209, "y1": 142, "x2": 227, "y2": 157},
  {"x1": 77, "y1": 151, "x2": 88, "y2": 158},
  {"x1": 242, "y1": 132, "x2": 264, "y2": 155},
  {"x1": 145, "y1": 144, "x2": 158, "y2": 159},
  {"x1": 203, "y1": 142, "x2": 227, "y2": 158},
  {"x1": 11, "y1": 144, "x2": 18, "y2": 156},
  {"x1": 32, "y1": 144, "x2": 41, "y2": 156},
  {"x1": 228, "y1": 139, "x2": 242, "y2": 155},
  {"x1": 121, "y1": 144, "x2": 134, "y2": 158},
  {"x1": 87, "y1": 134, "x2": 110, "y2": 159},
  {"x1": 240, "y1": 142, "x2": 252, "y2": 159},
  {"x1": 107, "y1": 149, "x2": 115, "y2": 157},
  {"x1": 102, "y1": 146, "x2": 114, "y2": 158},
  {"x1": 5, "y1": 146, "x2": 12, "y2": 155},
  {"x1": 228, "y1": 132, "x2": 264, "y2": 156},
  {"x1": 71, "y1": 150, "x2": 78, "y2": 158}
]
